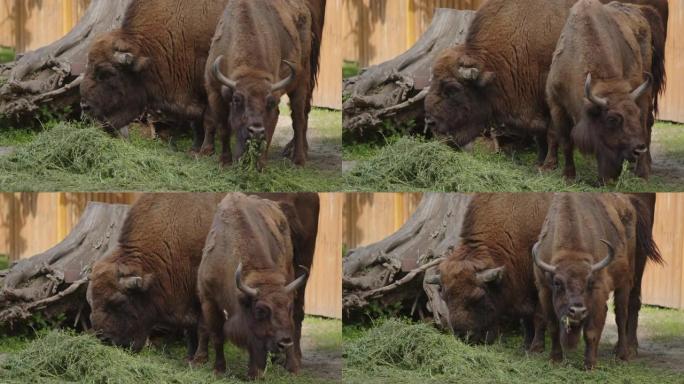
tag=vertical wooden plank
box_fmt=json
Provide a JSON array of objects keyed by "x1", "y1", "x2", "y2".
[
  {"x1": 313, "y1": 0, "x2": 343, "y2": 109},
  {"x1": 658, "y1": 0, "x2": 684, "y2": 123},
  {"x1": 306, "y1": 193, "x2": 343, "y2": 318}
]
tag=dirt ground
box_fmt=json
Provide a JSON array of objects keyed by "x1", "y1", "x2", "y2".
[
  {"x1": 650, "y1": 127, "x2": 684, "y2": 184},
  {"x1": 272, "y1": 113, "x2": 341, "y2": 172},
  {"x1": 602, "y1": 310, "x2": 684, "y2": 372},
  {"x1": 300, "y1": 321, "x2": 343, "y2": 381}
]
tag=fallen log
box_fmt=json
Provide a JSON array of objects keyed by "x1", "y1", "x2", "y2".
[
  {"x1": 0, "y1": 202, "x2": 130, "y2": 332},
  {"x1": 342, "y1": 9, "x2": 475, "y2": 140},
  {"x1": 342, "y1": 193, "x2": 471, "y2": 329}
]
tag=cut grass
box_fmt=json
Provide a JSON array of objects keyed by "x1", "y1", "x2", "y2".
[
  {"x1": 0, "y1": 47, "x2": 14, "y2": 64},
  {"x1": 344, "y1": 318, "x2": 683, "y2": 384},
  {"x1": 0, "y1": 116, "x2": 341, "y2": 192},
  {"x1": 344, "y1": 123, "x2": 684, "y2": 192},
  {"x1": 0, "y1": 254, "x2": 8, "y2": 270},
  {"x1": 0, "y1": 317, "x2": 340, "y2": 384}
]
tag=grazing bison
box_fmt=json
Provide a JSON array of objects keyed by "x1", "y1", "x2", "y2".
[
  {"x1": 86, "y1": 193, "x2": 225, "y2": 356},
  {"x1": 544, "y1": 0, "x2": 666, "y2": 183},
  {"x1": 80, "y1": 0, "x2": 228, "y2": 148},
  {"x1": 532, "y1": 193, "x2": 662, "y2": 369},
  {"x1": 436, "y1": 193, "x2": 551, "y2": 350},
  {"x1": 424, "y1": 0, "x2": 667, "y2": 166},
  {"x1": 203, "y1": 0, "x2": 325, "y2": 167},
  {"x1": 194, "y1": 193, "x2": 319, "y2": 378}
]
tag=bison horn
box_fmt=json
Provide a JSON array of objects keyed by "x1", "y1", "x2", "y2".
[
  {"x1": 271, "y1": 60, "x2": 297, "y2": 92},
  {"x1": 284, "y1": 271, "x2": 308, "y2": 294},
  {"x1": 113, "y1": 51, "x2": 135, "y2": 66},
  {"x1": 235, "y1": 263, "x2": 258, "y2": 298},
  {"x1": 591, "y1": 239, "x2": 615, "y2": 272},
  {"x1": 630, "y1": 72, "x2": 653, "y2": 101},
  {"x1": 212, "y1": 56, "x2": 237, "y2": 90},
  {"x1": 532, "y1": 242, "x2": 557, "y2": 274},
  {"x1": 476, "y1": 266, "x2": 505, "y2": 284},
  {"x1": 584, "y1": 73, "x2": 608, "y2": 108},
  {"x1": 120, "y1": 276, "x2": 143, "y2": 291}
]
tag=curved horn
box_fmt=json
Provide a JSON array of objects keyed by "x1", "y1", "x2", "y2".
[
  {"x1": 532, "y1": 242, "x2": 557, "y2": 274},
  {"x1": 271, "y1": 60, "x2": 297, "y2": 92},
  {"x1": 212, "y1": 56, "x2": 237, "y2": 90},
  {"x1": 584, "y1": 73, "x2": 608, "y2": 108},
  {"x1": 476, "y1": 266, "x2": 505, "y2": 284},
  {"x1": 592, "y1": 239, "x2": 615, "y2": 272},
  {"x1": 113, "y1": 51, "x2": 134, "y2": 66},
  {"x1": 235, "y1": 263, "x2": 258, "y2": 298},
  {"x1": 284, "y1": 271, "x2": 308, "y2": 293},
  {"x1": 120, "y1": 276, "x2": 143, "y2": 291},
  {"x1": 630, "y1": 72, "x2": 653, "y2": 101}
]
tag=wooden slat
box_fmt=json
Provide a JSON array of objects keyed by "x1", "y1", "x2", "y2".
[
  {"x1": 312, "y1": 0, "x2": 343, "y2": 109},
  {"x1": 658, "y1": 0, "x2": 684, "y2": 123}
]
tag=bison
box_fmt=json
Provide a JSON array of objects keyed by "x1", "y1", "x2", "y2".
[
  {"x1": 544, "y1": 0, "x2": 666, "y2": 183},
  {"x1": 435, "y1": 193, "x2": 551, "y2": 350},
  {"x1": 193, "y1": 193, "x2": 319, "y2": 378},
  {"x1": 86, "y1": 193, "x2": 225, "y2": 357},
  {"x1": 79, "y1": 0, "x2": 228, "y2": 148},
  {"x1": 424, "y1": 0, "x2": 667, "y2": 167},
  {"x1": 202, "y1": 0, "x2": 325, "y2": 167},
  {"x1": 532, "y1": 193, "x2": 662, "y2": 369}
]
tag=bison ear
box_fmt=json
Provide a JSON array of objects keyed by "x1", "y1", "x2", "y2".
[{"x1": 476, "y1": 266, "x2": 505, "y2": 284}]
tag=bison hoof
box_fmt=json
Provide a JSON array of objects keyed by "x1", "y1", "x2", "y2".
[
  {"x1": 527, "y1": 342, "x2": 545, "y2": 353},
  {"x1": 188, "y1": 355, "x2": 208, "y2": 367},
  {"x1": 198, "y1": 146, "x2": 216, "y2": 157},
  {"x1": 563, "y1": 169, "x2": 577, "y2": 181},
  {"x1": 219, "y1": 156, "x2": 233, "y2": 168},
  {"x1": 584, "y1": 361, "x2": 596, "y2": 371},
  {"x1": 539, "y1": 162, "x2": 558, "y2": 173}
]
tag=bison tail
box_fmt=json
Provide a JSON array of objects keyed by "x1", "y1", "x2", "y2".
[
  {"x1": 639, "y1": 4, "x2": 667, "y2": 115},
  {"x1": 632, "y1": 194, "x2": 664, "y2": 265}
]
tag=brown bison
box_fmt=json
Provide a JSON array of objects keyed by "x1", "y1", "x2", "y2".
[
  {"x1": 544, "y1": 0, "x2": 666, "y2": 183},
  {"x1": 202, "y1": 0, "x2": 325, "y2": 167},
  {"x1": 86, "y1": 193, "x2": 225, "y2": 356},
  {"x1": 80, "y1": 0, "x2": 228, "y2": 148},
  {"x1": 193, "y1": 193, "x2": 319, "y2": 378},
  {"x1": 424, "y1": 0, "x2": 667, "y2": 166},
  {"x1": 436, "y1": 193, "x2": 551, "y2": 350},
  {"x1": 532, "y1": 193, "x2": 662, "y2": 369}
]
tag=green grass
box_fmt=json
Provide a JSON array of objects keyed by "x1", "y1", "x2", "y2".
[
  {"x1": 0, "y1": 254, "x2": 8, "y2": 270},
  {"x1": 344, "y1": 122, "x2": 684, "y2": 192},
  {"x1": 0, "y1": 113, "x2": 341, "y2": 192},
  {"x1": 0, "y1": 317, "x2": 340, "y2": 384},
  {"x1": 343, "y1": 61, "x2": 360, "y2": 79},
  {"x1": 344, "y1": 317, "x2": 684, "y2": 384},
  {"x1": 0, "y1": 47, "x2": 14, "y2": 64}
]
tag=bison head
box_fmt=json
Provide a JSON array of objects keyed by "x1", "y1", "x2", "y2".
[
  {"x1": 211, "y1": 56, "x2": 296, "y2": 162},
  {"x1": 533, "y1": 240, "x2": 615, "y2": 350},
  {"x1": 86, "y1": 258, "x2": 157, "y2": 352},
  {"x1": 425, "y1": 47, "x2": 495, "y2": 147},
  {"x1": 573, "y1": 73, "x2": 652, "y2": 182},
  {"x1": 234, "y1": 263, "x2": 307, "y2": 355},
  {"x1": 80, "y1": 34, "x2": 151, "y2": 137},
  {"x1": 436, "y1": 248, "x2": 506, "y2": 344}
]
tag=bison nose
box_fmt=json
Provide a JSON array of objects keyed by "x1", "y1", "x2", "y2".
[
  {"x1": 248, "y1": 125, "x2": 265, "y2": 139},
  {"x1": 633, "y1": 144, "x2": 648, "y2": 157},
  {"x1": 568, "y1": 305, "x2": 588, "y2": 320},
  {"x1": 277, "y1": 337, "x2": 294, "y2": 350}
]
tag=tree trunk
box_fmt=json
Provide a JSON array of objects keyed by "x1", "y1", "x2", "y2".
[
  {"x1": 342, "y1": 193, "x2": 471, "y2": 328},
  {"x1": 0, "y1": 202, "x2": 130, "y2": 333},
  {"x1": 342, "y1": 9, "x2": 475, "y2": 139},
  {"x1": 0, "y1": 0, "x2": 133, "y2": 121}
]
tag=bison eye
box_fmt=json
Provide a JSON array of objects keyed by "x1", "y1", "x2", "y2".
[
  {"x1": 441, "y1": 81, "x2": 462, "y2": 97},
  {"x1": 553, "y1": 279, "x2": 563, "y2": 290},
  {"x1": 266, "y1": 96, "x2": 277, "y2": 110},
  {"x1": 606, "y1": 114, "x2": 623, "y2": 128},
  {"x1": 232, "y1": 94, "x2": 244, "y2": 106}
]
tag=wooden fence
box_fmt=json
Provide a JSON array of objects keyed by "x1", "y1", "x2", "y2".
[
  {"x1": 344, "y1": 193, "x2": 684, "y2": 310},
  {"x1": 343, "y1": 0, "x2": 684, "y2": 123},
  {"x1": 0, "y1": 0, "x2": 342, "y2": 109},
  {"x1": 0, "y1": 192, "x2": 343, "y2": 319}
]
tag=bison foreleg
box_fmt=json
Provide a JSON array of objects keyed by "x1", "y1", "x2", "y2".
[
  {"x1": 613, "y1": 287, "x2": 632, "y2": 361},
  {"x1": 285, "y1": 88, "x2": 311, "y2": 166},
  {"x1": 247, "y1": 344, "x2": 268, "y2": 380},
  {"x1": 582, "y1": 302, "x2": 608, "y2": 370}
]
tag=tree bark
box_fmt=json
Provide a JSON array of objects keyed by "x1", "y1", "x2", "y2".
[
  {"x1": 342, "y1": 193, "x2": 471, "y2": 328},
  {"x1": 0, "y1": 0, "x2": 133, "y2": 121},
  {"x1": 0, "y1": 202, "x2": 129, "y2": 332},
  {"x1": 342, "y1": 9, "x2": 475, "y2": 139}
]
